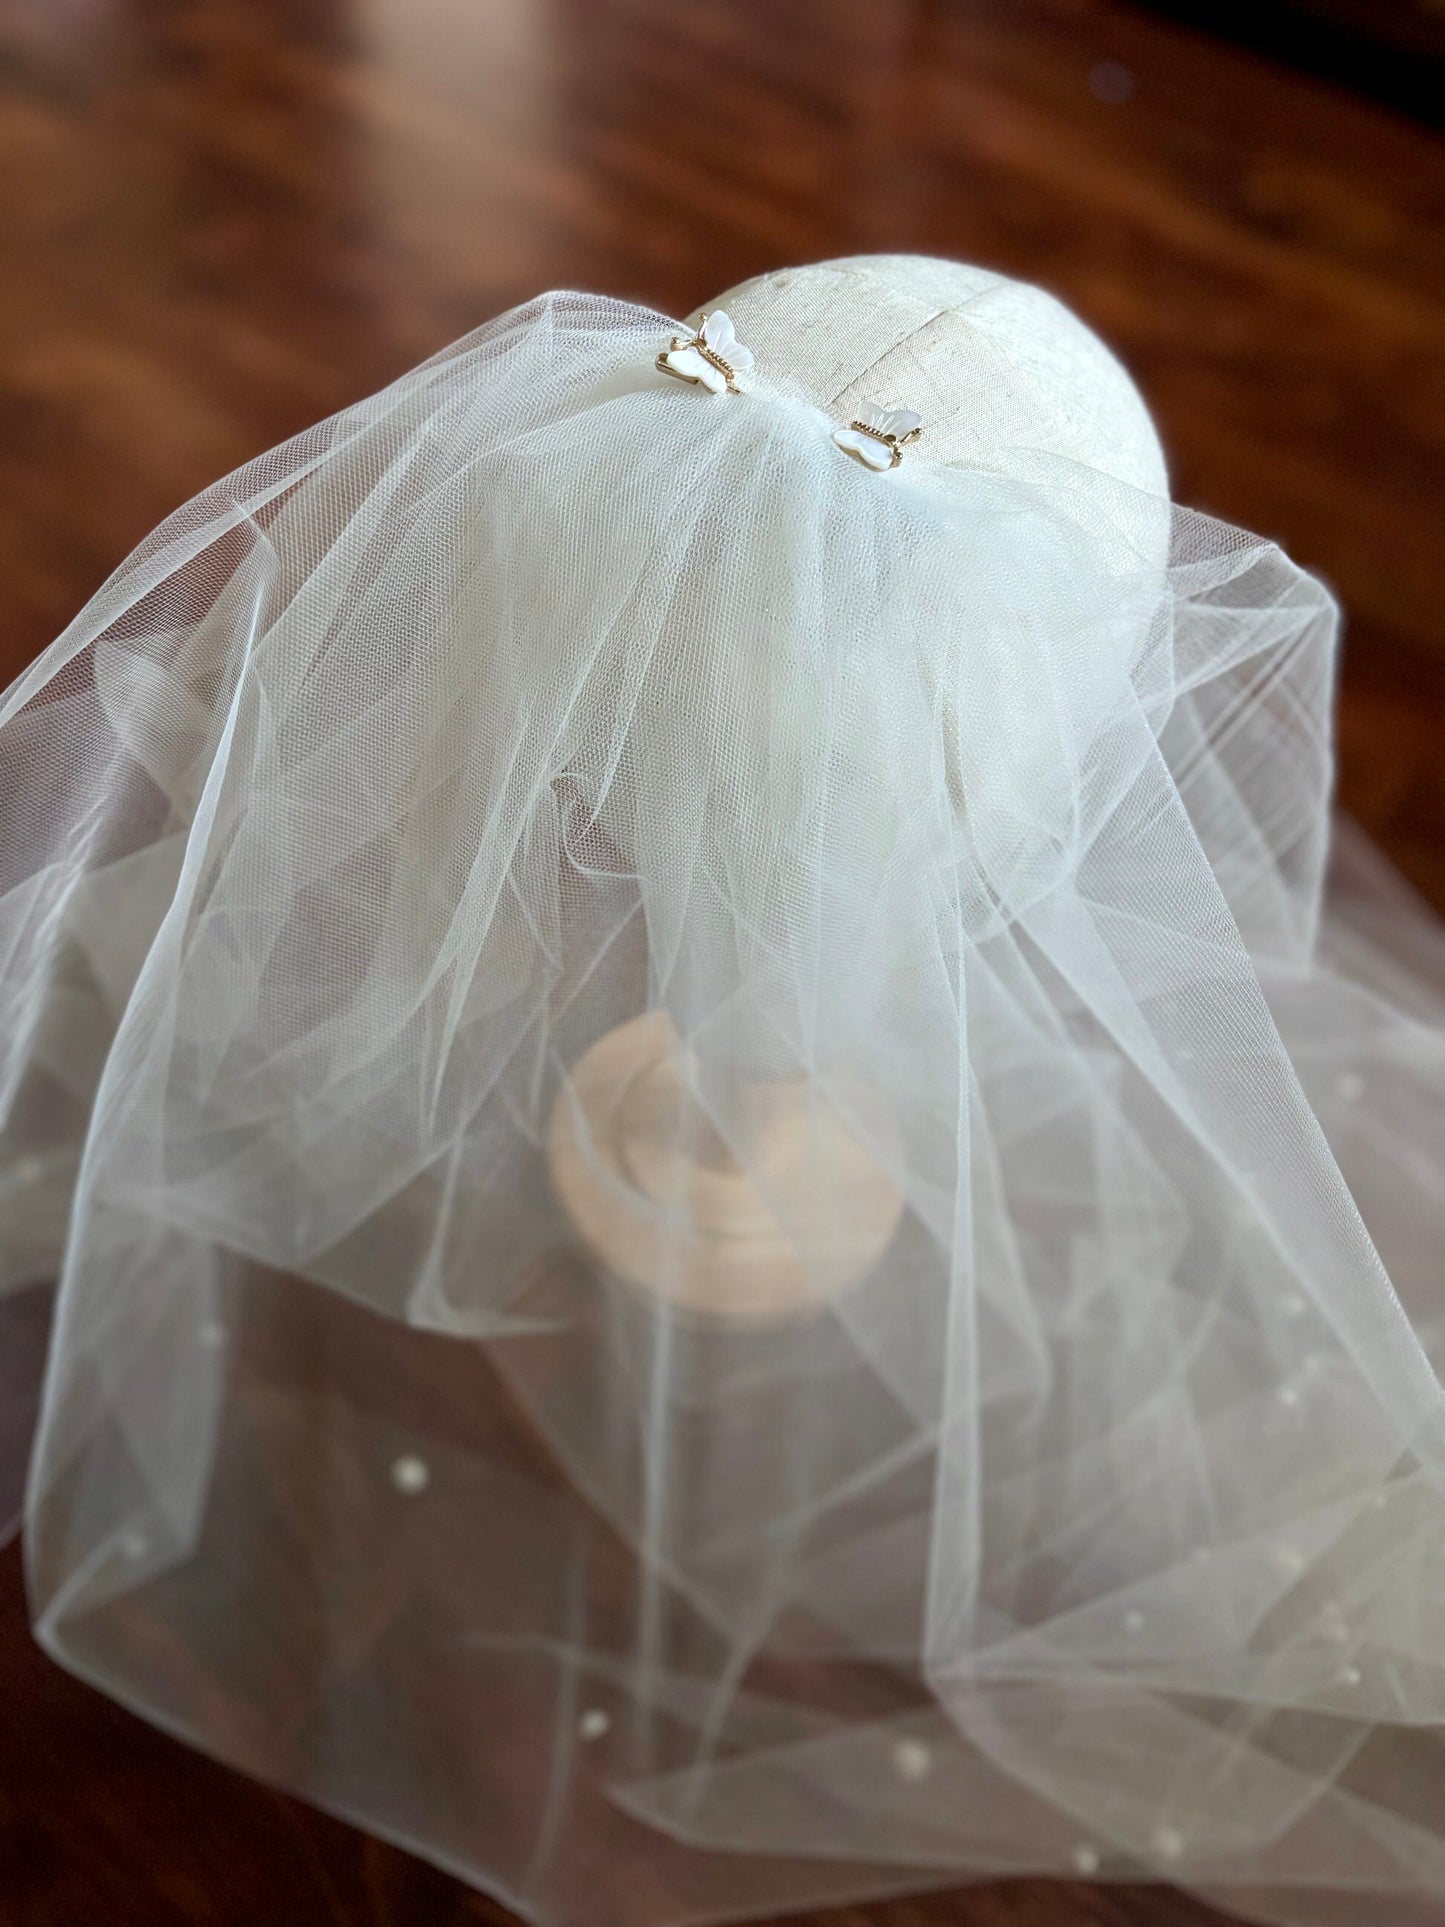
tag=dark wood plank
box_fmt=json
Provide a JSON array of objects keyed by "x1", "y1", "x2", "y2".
[{"x1": 1, "y1": 1, "x2": 1442, "y2": 1923}]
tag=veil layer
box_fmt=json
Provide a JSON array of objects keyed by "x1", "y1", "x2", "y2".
[{"x1": 2, "y1": 291, "x2": 1444, "y2": 1926}]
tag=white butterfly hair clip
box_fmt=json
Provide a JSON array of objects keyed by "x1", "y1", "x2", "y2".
[
  {"x1": 832, "y1": 403, "x2": 924, "y2": 471},
  {"x1": 656, "y1": 311, "x2": 754, "y2": 395}
]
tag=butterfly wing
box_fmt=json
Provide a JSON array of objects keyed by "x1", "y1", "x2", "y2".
[
  {"x1": 832, "y1": 425, "x2": 893, "y2": 470},
  {"x1": 661, "y1": 343, "x2": 721, "y2": 390},
  {"x1": 880, "y1": 407, "x2": 922, "y2": 440},
  {"x1": 856, "y1": 402, "x2": 890, "y2": 433},
  {"x1": 683, "y1": 345, "x2": 731, "y2": 392},
  {"x1": 702, "y1": 311, "x2": 736, "y2": 354},
  {"x1": 702, "y1": 311, "x2": 752, "y2": 377}
]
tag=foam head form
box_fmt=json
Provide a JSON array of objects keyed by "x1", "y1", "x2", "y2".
[
  {"x1": 549, "y1": 257, "x2": 1174, "y2": 1323},
  {"x1": 690, "y1": 253, "x2": 1168, "y2": 492}
]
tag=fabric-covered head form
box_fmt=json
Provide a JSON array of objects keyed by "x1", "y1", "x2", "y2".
[
  {"x1": 692, "y1": 253, "x2": 1167, "y2": 492},
  {"x1": 554, "y1": 255, "x2": 1178, "y2": 1319}
]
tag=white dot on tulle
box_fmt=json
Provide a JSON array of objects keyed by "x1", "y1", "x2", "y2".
[
  {"x1": 199, "y1": 1322, "x2": 227, "y2": 1348},
  {"x1": 1123, "y1": 1609, "x2": 1145, "y2": 1633},
  {"x1": 1282, "y1": 1293, "x2": 1307, "y2": 1319},
  {"x1": 893, "y1": 1738, "x2": 932, "y2": 1782},
  {"x1": 1338, "y1": 1665, "x2": 1362, "y2": 1687},
  {"x1": 1278, "y1": 1384, "x2": 1301, "y2": 1409},
  {"x1": 1338, "y1": 1071, "x2": 1365, "y2": 1101},
  {"x1": 1273, "y1": 1546, "x2": 1305, "y2": 1577},
  {"x1": 1153, "y1": 1824, "x2": 1185, "y2": 1859},
  {"x1": 120, "y1": 1530, "x2": 148, "y2": 1559},
  {"x1": 1072, "y1": 1843, "x2": 1101, "y2": 1874},
  {"x1": 390, "y1": 1454, "x2": 431, "y2": 1494},
  {"x1": 578, "y1": 1708, "x2": 610, "y2": 1740},
  {"x1": 12, "y1": 1156, "x2": 45, "y2": 1185}
]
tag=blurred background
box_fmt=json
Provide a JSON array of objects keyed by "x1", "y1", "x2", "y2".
[{"x1": 0, "y1": 2, "x2": 1442, "y2": 1923}]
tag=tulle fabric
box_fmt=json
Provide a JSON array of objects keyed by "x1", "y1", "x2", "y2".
[{"x1": 2, "y1": 290, "x2": 1445, "y2": 1926}]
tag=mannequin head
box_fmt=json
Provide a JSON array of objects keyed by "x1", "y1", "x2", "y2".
[
  {"x1": 549, "y1": 255, "x2": 1169, "y2": 1324},
  {"x1": 689, "y1": 254, "x2": 1165, "y2": 494}
]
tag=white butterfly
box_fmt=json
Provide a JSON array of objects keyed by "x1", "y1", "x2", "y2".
[
  {"x1": 656, "y1": 310, "x2": 755, "y2": 394},
  {"x1": 832, "y1": 403, "x2": 923, "y2": 470}
]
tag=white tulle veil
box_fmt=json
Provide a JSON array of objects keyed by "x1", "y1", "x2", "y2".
[{"x1": 2, "y1": 268, "x2": 1445, "y2": 1927}]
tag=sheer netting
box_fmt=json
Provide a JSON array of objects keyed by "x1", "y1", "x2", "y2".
[{"x1": 2, "y1": 290, "x2": 1445, "y2": 1927}]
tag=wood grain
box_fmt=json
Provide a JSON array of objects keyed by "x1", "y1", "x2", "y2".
[{"x1": 1, "y1": 1, "x2": 1442, "y2": 1923}]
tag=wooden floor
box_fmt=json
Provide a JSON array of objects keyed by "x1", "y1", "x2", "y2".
[{"x1": 0, "y1": 1, "x2": 1442, "y2": 1923}]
